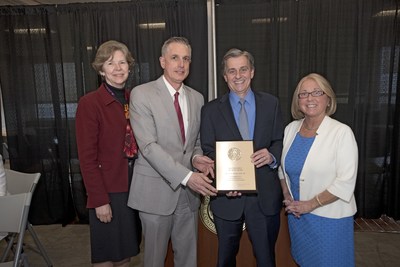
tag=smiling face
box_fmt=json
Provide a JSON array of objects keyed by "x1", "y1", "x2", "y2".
[
  {"x1": 159, "y1": 42, "x2": 191, "y2": 90},
  {"x1": 100, "y1": 50, "x2": 129, "y2": 89},
  {"x1": 298, "y1": 78, "x2": 330, "y2": 120},
  {"x1": 223, "y1": 55, "x2": 254, "y2": 98}
]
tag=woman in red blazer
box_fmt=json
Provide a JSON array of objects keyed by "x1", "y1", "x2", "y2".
[{"x1": 76, "y1": 40, "x2": 141, "y2": 267}]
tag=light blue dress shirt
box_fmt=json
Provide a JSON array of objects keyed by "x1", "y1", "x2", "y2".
[
  {"x1": 229, "y1": 90, "x2": 256, "y2": 139},
  {"x1": 229, "y1": 89, "x2": 277, "y2": 168}
]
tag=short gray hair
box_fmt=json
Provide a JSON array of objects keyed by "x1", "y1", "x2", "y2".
[
  {"x1": 161, "y1": 36, "x2": 192, "y2": 56},
  {"x1": 221, "y1": 48, "x2": 255, "y2": 75}
]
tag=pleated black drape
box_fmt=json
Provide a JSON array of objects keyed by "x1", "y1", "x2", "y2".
[
  {"x1": 387, "y1": 11, "x2": 400, "y2": 218},
  {"x1": 214, "y1": 0, "x2": 400, "y2": 219},
  {"x1": 0, "y1": 0, "x2": 208, "y2": 224}
]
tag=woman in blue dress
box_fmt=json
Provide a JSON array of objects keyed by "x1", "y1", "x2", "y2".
[{"x1": 279, "y1": 73, "x2": 358, "y2": 267}]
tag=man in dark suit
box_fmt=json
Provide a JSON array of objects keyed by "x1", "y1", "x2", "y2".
[{"x1": 200, "y1": 48, "x2": 284, "y2": 266}]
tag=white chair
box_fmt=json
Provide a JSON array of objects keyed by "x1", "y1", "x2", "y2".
[
  {"x1": 0, "y1": 169, "x2": 52, "y2": 266},
  {"x1": 0, "y1": 193, "x2": 31, "y2": 267},
  {"x1": 3, "y1": 169, "x2": 40, "y2": 195}
]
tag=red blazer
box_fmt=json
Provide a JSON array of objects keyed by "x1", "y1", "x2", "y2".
[{"x1": 76, "y1": 84, "x2": 129, "y2": 208}]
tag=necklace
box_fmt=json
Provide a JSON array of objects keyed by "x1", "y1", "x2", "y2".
[{"x1": 302, "y1": 122, "x2": 319, "y2": 131}]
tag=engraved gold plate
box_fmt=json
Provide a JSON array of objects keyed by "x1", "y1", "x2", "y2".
[{"x1": 216, "y1": 141, "x2": 257, "y2": 192}]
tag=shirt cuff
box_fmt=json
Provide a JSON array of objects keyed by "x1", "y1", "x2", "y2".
[
  {"x1": 269, "y1": 153, "x2": 278, "y2": 169},
  {"x1": 181, "y1": 171, "x2": 193, "y2": 186}
]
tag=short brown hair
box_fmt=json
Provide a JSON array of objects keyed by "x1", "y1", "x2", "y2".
[
  {"x1": 291, "y1": 73, "x2": 337, "y2": 119},
  {"x1": 92, "y1": 40, "x2": 134, "y2": 73}
]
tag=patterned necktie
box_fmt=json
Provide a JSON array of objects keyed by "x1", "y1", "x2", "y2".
[
  {"x1": 239, "y1": 98, "x2": 250, "y2": 140},
  {"x1": 174, "y1": 92, "x2": 185, "y2": 144}
]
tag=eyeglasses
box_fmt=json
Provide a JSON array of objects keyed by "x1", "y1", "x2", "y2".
[{"x1": 298, "y1": 90, "x2": 325, "y2": 99}]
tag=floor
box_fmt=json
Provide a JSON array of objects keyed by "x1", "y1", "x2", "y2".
[
  {"x1": 1, "y1": 217, "x2": 400, "y2": 267},
  {"x1": 0, "y1": 224, "x2": 143, "y2": 267},
  {"x1": 354, "y1": 215, "x2": 400, "y2": 232}
]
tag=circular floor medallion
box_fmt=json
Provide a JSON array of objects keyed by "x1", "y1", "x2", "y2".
[{"x1": 199, "y1": 196, "x2": 246, "y2": 234}]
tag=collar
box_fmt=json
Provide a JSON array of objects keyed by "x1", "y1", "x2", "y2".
[
  {"x1": 229, "y1": 89, "x2": 255, "y2": 106},
  {"x1": 299, "y1": 115, "x2": 330, "y2": 135},
  {"x1": 162, "y1": 75, "x2": 185, "y2": 98}
]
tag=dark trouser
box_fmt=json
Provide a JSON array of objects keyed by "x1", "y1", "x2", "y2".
[{"x1": 213, "y1": 196, "x2": 280, "y2": 267}]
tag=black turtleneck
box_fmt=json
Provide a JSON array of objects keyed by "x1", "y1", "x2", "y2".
[{"x1": 105, "y1": 82, "x2": 126, "y2": 105}]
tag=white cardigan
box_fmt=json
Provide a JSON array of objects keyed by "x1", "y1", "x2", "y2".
[{"x1": 278, "y1": 116, "x2": 358, "y2": 218}]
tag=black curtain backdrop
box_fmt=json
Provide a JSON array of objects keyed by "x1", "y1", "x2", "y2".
[
  {"x1": 0, "y1": 0, "x2": 399, "y2": 224},
  {"x1": 215, "y1": 0, "x2": 400, "y2": 219},
  {"x1": 0, "y1": 0, "x2": 208, "y2": 225}
]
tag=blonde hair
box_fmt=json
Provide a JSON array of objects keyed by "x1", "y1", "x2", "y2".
[
  {"x1": 92, "y1": 40, "x2": 134, "y2": 73},
  {"x1": 291, "y1": 73, "x2": 337, "y2": 119}
]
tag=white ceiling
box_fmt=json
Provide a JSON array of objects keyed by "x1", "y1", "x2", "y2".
[{"x1": 0, "y1": 0, "x2": 130, "y2": 6}]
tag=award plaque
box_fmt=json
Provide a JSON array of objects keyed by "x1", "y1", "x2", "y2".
[{"x1": 215, "y1": 141, "x2": 256, "y2": 192}]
